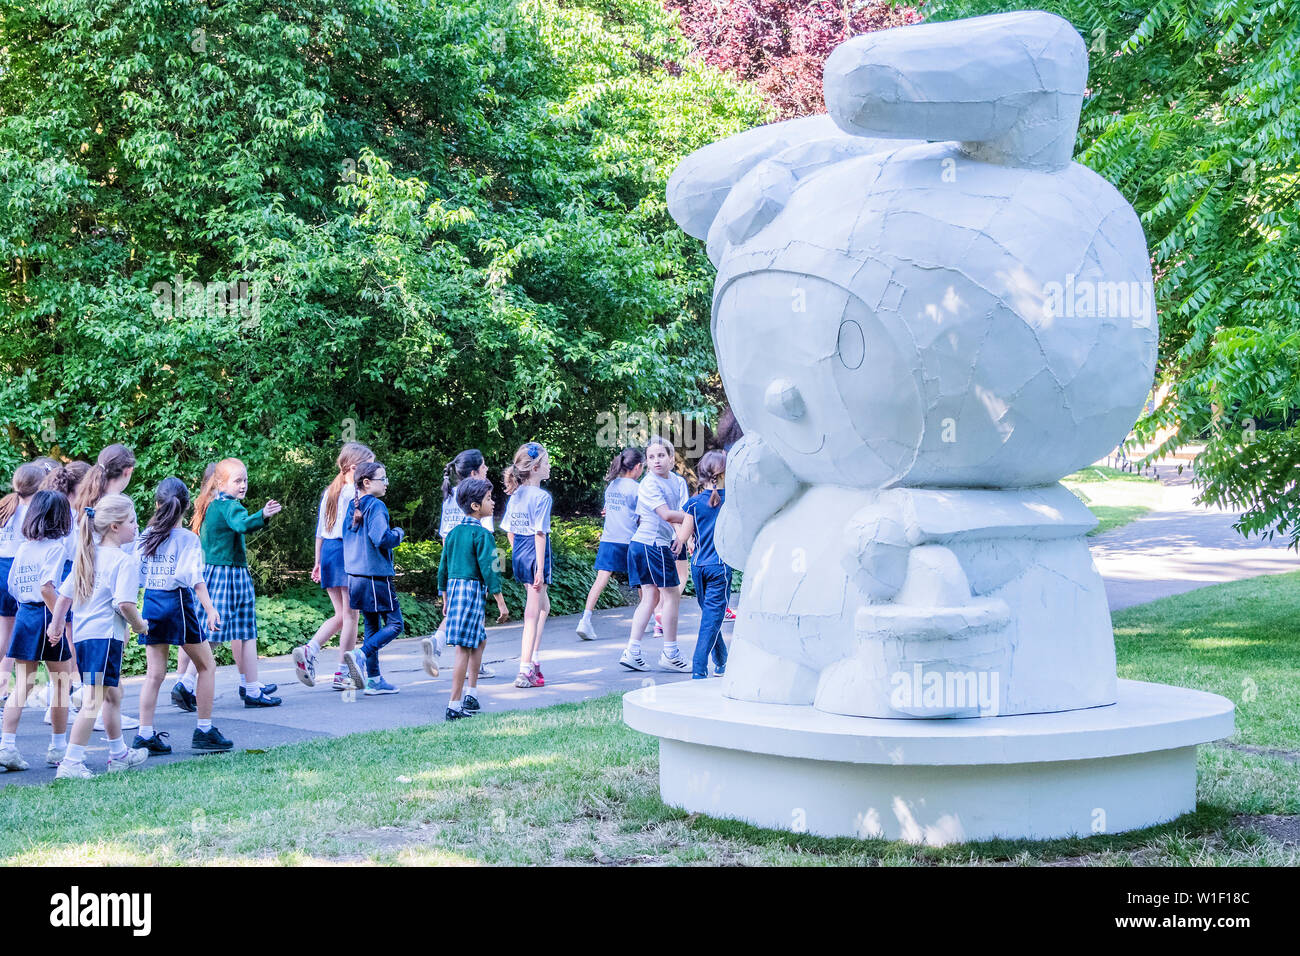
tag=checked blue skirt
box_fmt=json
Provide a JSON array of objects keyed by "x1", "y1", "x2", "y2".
[
  {"x1": 442, "y1": 579, "x2": 488, "y2": 650},
  {"x1": 199, "y1": 564, "x2": 258, "y2": 643}
]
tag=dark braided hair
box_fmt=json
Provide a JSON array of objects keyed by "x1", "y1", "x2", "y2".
[{"x1": 351, "y1": 461, "x2": 386, "y2": 530}]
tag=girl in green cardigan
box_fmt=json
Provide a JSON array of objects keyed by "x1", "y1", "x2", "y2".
[
  {"x1": 437, "y1": 479, "x2": 508, "y2": 720},
  {"x1": 190, "y1": 458, "x2": 282, "y2": 707}
]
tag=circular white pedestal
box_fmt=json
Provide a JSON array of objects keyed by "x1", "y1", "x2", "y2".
[{"x1": 623, "y1": 679, "x2": 1233, "y2": 844}]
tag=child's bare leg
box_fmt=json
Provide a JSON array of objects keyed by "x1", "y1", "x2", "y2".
[
  {"x1": 450, "y1": 647, "x2": 471, "y2": 702},
  {"x1": 1, "y1": 660, "x2": 35, "y2": 734},
  {"x1": 184, "y1": 642, "x2": 217, "y2": 720},
  {"x1": 138, "y1": 644, "x2": 169, "y2": 729}
]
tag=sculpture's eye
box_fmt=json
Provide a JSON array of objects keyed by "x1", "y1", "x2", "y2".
[{"x1": 837, "y1": 319, "x2": 865, "y2": 369}]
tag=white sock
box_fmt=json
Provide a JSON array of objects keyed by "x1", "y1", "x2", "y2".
[
  {"x1": 107, "y1": 736, "x2": 127, "y2": 758},
  {"x1": 239, "y1": 675, "x2": 249, "y2": 689},
  {"x1": 664, "y1": 642, "x2": 681, "y2": 658},
  {"x1": 628, "y1": 639, "x2": 642, "y2": 653},
  {"x1": 139, "y1": 725, "x2": 154, "y2": 740},
  {"x1": 67, "y1": 743, "x2": 86, "y2": 762},
  {"x1": 181, "y1": 673, "x2": 197, "y2": 692},
  {"x1": 50, "y1": 732, "x2": 67, "y2": 748},
  {"x1": 197, "y1": 719, "x2": 212, "y2": 732},
  {"x1": 308, "y1": 638, "x2": 321, "y2": 654},
  {"x1": 449, "y1": 698, "x2": 462, "y2": 710},
  {"x1": 581, "y1": 610, "x2": 592, "y2": 622},
  {"x1": 1, "y1": 732, "x2": 15, "y2": 747}
]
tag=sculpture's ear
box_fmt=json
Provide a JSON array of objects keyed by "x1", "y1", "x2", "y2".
[
  {"x1": 666, "y1": 115, "x2": 843, "y2": 241},
  {"x1": 823, "y1": 10, "x2": 1087, "y2": 169}
]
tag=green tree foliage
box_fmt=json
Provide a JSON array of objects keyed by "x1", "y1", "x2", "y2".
[
  {"x1": 0, "y1": 0, "x2": 769, "y2": 563},
  {"x1": 923, "y1": 0, "x2": 1300, "y2": 543}
]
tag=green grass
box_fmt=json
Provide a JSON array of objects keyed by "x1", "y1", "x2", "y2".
[
  {"x1": 1062, "y1": 465, "x2": 1160, "y2": 484},
  {"x1": 1062, "y1": 466, "x2": 1164, "y2": 536},
  {"x1": 3, "y1": 573, "x2": 1298, "y2": 866}
]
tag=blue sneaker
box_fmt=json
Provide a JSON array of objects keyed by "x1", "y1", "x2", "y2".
[
  {"x1": 364, "y1": 676, "x2": 399, "y2": 696},
  {"x1": 345, "y1": 649, "x2": 367, "y2": 690}
]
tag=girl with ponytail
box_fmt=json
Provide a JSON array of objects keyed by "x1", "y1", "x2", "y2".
[
  {"x1": 46, "y1": 494, "x2": 150, "y2": 778},
  {"x1": 0, "y1": 462, "x2": 48, "y2": 706},
  {"x1": 341, "y1": 460, "x2": 406, "y2": 695},
  {"x1": 293, "y1": 442, "x2": 374, "y2": 690},
  {"x1": 0, "y1": 491, "x2": 74, "y2": 772},
  {"x1": 134, "y1": 478, "x2": 232, "y2": 755},
  {"x1": 503, "y1": 442, "x2": 553, "y2": 688},
  {"x1": 674, "y1": 450, "x2": 733, "y2": 679},
  {"x1": 191, "y1": 458, "x2": 283, "y2": 707},
  {"x1": 576, "y1": 447, "x2": 644, "y2": 642}
]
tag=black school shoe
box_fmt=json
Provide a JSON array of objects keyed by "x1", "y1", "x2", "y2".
[
  {"x1": 171, "y1": 683, "x2": 197, "y2": 713},
  {"x1": 243, "y1": 688, "x2": 282, "y2": 707},
  {"x1": 192, "y1": 726, "x2": 234, "y2": 752},
  {"x1": 238, "y1": 683, "x2": 278, "y2": 699},
  {"x1": 131, "y1": 731, "x2": 172, "y2": 755},
  {"x1": 445, "y1": 707, "x2": 474, "y2": 721},
  {"x1": 462, "y1": 694, "x2": 481, "y2": 712}
]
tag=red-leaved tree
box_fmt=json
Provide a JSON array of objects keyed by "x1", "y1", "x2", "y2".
[{"x1": 665, "y1": 0, "x2": 921, "y2": 118}]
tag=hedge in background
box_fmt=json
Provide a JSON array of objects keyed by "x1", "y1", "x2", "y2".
[{"x1": 0, "y1": 0, "x2": 769, "y2": 537}]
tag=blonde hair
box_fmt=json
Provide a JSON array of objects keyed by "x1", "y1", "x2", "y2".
[
  {"x1": 72, "y1": 493, "x2": 135, "y2": 604},
  {"x1": 503, "y1": 442, "x2": 547, "y2": 495},
  {"x1": 325, "y1": 442, "x2": 374, "y2": 532},
  {"x1": 190, "y1": 458, "x2": 244, "y2": 534},
  {"x1": 0, "y1": 463, "x2": 47, "y2": 528}
]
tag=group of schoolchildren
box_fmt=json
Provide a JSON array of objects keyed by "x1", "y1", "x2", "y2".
[{"x1": 0, "y1": 435, "x2": 732, "y2": 779}]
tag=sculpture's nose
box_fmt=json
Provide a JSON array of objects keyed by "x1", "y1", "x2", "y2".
[{"x1": 764, "y1": 378, "x2": 805, "y2": 421}]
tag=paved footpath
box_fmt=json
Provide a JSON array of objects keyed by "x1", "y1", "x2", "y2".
[
  {"x1": 1089, "y1": 474, "x2": 1298, "y2": 610},
  {"x1": 3, "y1": 471, "x2": 1296, "y2": 786}
]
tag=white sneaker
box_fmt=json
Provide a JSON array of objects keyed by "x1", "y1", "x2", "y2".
[
  {"x1": 420, "y1": 638, "x2": 440, "y2": 678},
  {"x1": 619, "y1": 648, "x2": 649, "y2": 672},
  {"x1": 576, "y1": 616, "x2": 598, "y2": 641},
  {"x1": 478, "y1": 663, "x2": 495, "y2": 679},
  {"x1": 55, "y1": 758, "x2": 94, "y2": 780},
  {"x1": 0, "y1": 744, "x2": 30, "y2": 771},
  {"x1": 92, "y1": 712, "x2": 140, "y2": 732},
  {"x1": 46, "y1": 745, "x2": 66, "y2": 767},
  {"x1": 658, "y1": 650, "x2": 690, "y2": 673},
  {"x1": 70, "y1": 685, "x2": 85, "y2": 710},
  {"x1": 107, "y1": 747, "x2": 148, "y2": 772},
  {"x1": 44, "y1": 705, "x2": 79, "y2": 725},
  {"x1": 43, "y1": 706, "x2": 52, "y2": 725}
]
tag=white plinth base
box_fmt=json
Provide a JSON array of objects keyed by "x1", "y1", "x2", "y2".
[{"x1": 623, "y1": 679, "x2": 1233, "y2": 844}]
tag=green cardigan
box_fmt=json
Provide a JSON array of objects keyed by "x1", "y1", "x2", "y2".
[
  {"x1": 199, "y1": 495, "x2": 270, "y2": 567},
  {"x1": 437, "y1": 521, "x2": 502, "y2": 594}
]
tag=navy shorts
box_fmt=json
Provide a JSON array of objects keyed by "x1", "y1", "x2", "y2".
[
  {"x1": 9, "y1": 602, "x2": 72, "y2": 663},
  {"x1": 628, "y1": 542, "x2": 680, "y2": 589},
  {"x1": 349, "y1": 574, "x2": 398, "y2": 614},
  {"x1": 0, "y1": 557, "x2": 16, "y2": 617},
  {"x1": 76, "y1": 638, "x2": 124, "y2": 689},
  {"x1": 593, "y1": 541, "x2": 630, "y2": 576},
  {"x1": 511, "y1": 534, "x2": 552, "y2": 586},
  {"x1": 320, "y1": 538, "x2": 348, "y2": 589},
  {"x1": 142, "y1": 587, "x2": 203, "y2": 646}
]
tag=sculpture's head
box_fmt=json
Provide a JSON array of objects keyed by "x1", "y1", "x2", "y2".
[{"x1": 668, "y1": 11, "x2": 1157, "y2": 489}]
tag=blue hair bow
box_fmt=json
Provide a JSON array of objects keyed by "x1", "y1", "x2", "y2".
[
  {"x1": 85, "y1": 506, "x2": 95, "y2": 519},
  {"x1": 527, "y1": 443, "x2": 541, "y2": 459}
]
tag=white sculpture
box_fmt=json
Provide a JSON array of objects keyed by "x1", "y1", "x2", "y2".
[
  {"x1": 666, "y1": 9, "x2": 1157, "y2": 719},
  {"x1": 626, "y1": 10, "x2": 1233, "y2": 844}
]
